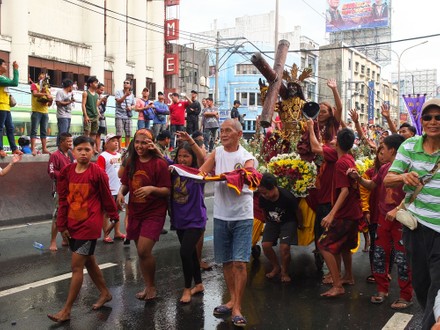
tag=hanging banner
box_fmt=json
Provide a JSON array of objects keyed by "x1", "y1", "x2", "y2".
[
  {"x1": 367, "y1": 80, "x2": 375, "y2": 124},
  {"x1": 402, "y1": 94, "x2": 426, "y2": 135},
  {"x1": 165, "y1": 19, "x2": 180, "y2": 41}
]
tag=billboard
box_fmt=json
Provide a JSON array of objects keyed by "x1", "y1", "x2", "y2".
[{"x1": 326, "y1": 0, "x2": 389, "y2": 32}]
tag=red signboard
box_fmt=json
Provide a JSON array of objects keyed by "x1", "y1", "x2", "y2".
[
  {"x1": 165, "y1": 19, "x2": 180, "y2": 41},
  {"x1": 164, "y1": 88, "x2": 177, "y2": 104},
  {"x1": 165, "y1": 0, "x2": 180, "y2": 6},
  {"x1": 164, "y1": 54, "x2": 179, "y2": 76}
]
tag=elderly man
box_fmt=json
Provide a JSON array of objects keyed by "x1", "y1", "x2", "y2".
[
  {"x1": 384, "y1": 99, "x2": 440, "y2": 330},
  {"x1": 199, "y1": 119, "x2": 257, "y2": 327}
]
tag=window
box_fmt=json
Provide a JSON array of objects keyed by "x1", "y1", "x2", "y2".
[
  {"x1": 361, "y1": 65, "x2": 365, "y2": 75},
  {"x1": 360, "y1": 84, "x2": 365, "y2": 95},
  {"x1": 355, "y1": 62, "x2": 359, "y2": 72},
  {"x1": 236, "y1": 64, "x2": 258, "y2": 75},
  {"x1": 367, "y1": 68, "x2": 370, "y2": 77},
  {"x1": 348, "y1": 59, "x2": 352, "y2": 70},
  {"x1": 235, "y1": 92, "x2": 261, "y2": 107},
  {"x1": 240, "y1": 92, "x2": 248, "y2": 106},
  {"x1": 361, "y1": 103, "x2": 365, "y2": 113}
]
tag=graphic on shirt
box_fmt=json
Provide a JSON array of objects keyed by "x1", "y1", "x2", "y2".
[
  {"x1": 173, "y1": 176, "x2": 189, "y2": 204},
  {"x1": 234, "y1": 163, "x2": 243, "y2": 170},
  {"x1": 132, "y1": 170, "x2": 150, "y2": 203},
  {"x1": 67, "y1": 183, "x2": 89, "y2": 221},
  {"x1": 268, "y1": 208, "x2": 285, "y2": 223}
]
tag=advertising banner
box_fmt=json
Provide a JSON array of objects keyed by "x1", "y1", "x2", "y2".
[
  {"x1": 367, "y1": 80, "x2": 375, "y2": 123},
  {"x1": 165, "y1": 0, "x2": 180, "y2": 6},
  {"x1": 326, "y1": 0, "x2": 390, "y2": 32},
  {"x1": 402, "y1": 94, "x2": 426, "y2": 135}
]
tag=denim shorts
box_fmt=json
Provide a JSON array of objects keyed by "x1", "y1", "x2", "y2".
[{"x1": 213, "y1": 218, "x2": 253, "y2": 263}]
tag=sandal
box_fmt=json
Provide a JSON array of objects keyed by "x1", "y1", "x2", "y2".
[
  {"x1": 371, "y1": 292, "x2": 388, "y2": 304},
  {"x1": 213, "y1": 305, "x2": 232, "y2": 315},
  {"x1": 391, "y1": 298, "x2": 413, "y2": 310},
  {"x1": 366, "y1": 275, "x2": 376, "y2": 283},
  {"x1": 232, "y1": 315, "x2": 247, "y2": 327}
]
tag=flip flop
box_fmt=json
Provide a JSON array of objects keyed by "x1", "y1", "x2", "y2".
[
  {"x1": 391, "y1": 298, "x2": 413, "y2": 310},
  {"x1": 366, "y1": 275, "x2": 376, "y2": 283},
  {"x1": 213, "y1": 305, "x2": 232, "y2": 315},
  {"x1": 371, "y1": 292, "x2": 388, "y2": 304},
  {"x1": 232, "y1": 315, "x2": 247, "y2": 327}
]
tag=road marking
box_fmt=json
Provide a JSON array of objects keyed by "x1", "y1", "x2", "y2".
[
  {"x1": 382, "y1": 312, "x2": 413, "y2": 330},
  {"x1": 0, "y1": 262, "x2": 117, "y2": 298},
  {"x1": 0, "y1": 220, "x2": 52, "y2": 231}
]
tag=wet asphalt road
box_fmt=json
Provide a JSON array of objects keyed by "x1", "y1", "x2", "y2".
[{"x1": 0, "y1": 197, "x2": 425, "y2": 329}]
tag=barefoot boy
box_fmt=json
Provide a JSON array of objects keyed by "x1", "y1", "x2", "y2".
[
  {"x1": 48, "y1": 136, "x2": 119, "y2": 323},
  {"x1": 258, "y1": 172, "x2": 303, "y2": 282},
  {"x1": 318, "y1": 128, "x2": 363, "y2": 297}
]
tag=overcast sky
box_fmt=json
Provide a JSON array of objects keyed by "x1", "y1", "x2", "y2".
[{"x1": 178, "y1": 0, "x2": 440, "y2": 84}]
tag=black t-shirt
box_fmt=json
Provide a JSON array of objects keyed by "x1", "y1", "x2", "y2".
[
  {"x1": 231, "y1": 107, "x2": 240, "y2": 121},
  {"x1": 186, "y1": 100, "x2": 201, "y2": 118},
  {"x1": 258, "y1": 187, "x2": 299, "y2": 223}
]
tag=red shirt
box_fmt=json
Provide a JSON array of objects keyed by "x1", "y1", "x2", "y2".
[
  {"x1": 57, "y1": 163, "x2": 119, "y2": 240},
  {"x1": 317, "y1": 145, "x2": 338, "y2": 204},
  {"x1": 121, "y1": 157, "x2": 171, "y2": 220},
  {"x1": 169, "y1": 101, "x2": 189, "y2": 125},
  {"x1": 332, "y1": 153, "x2": 363, "y2": 220},
  {"x1": 372, "y1": 162, "x2": 405, "y2": 216}
]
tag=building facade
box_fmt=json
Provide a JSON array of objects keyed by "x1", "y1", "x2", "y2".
[
  {"x1": 318, "y1": 42, "x2": 384, "y2": 124},
  {"x1": 0, "y1": 0, "x2": 164, "y2": 96}
]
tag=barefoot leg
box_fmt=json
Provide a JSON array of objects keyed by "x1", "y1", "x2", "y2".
[
  {"x1": 85, "y1": 256, "x2": 112, "y2": 309},
  {"x1": 263, "y1": 242, "x2": 280, "y2": 279},
  {"x1": 190, "y1": 283, "x2": 205, "y2": 295},
  {"x1": 180, "y1": 288, "x2": 192, "y2": 303}
]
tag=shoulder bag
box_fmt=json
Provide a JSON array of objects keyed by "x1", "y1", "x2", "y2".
[{"x1": 396, "y1": 159, "x2": 440, "y2": 230}]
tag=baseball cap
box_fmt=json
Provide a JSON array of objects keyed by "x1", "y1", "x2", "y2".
[
  {"x1": 105, "y1": 133, "x2": 121, "y2": 144},
  {"x1": 234, "y1": 100, "x2": 241, "y2": 105},
  {"x1": 421, "y1": 98, "x2": 440, "y2": 115},
  {"x1": 191, "y1": 90, "x2": 198, "y2": 94}
]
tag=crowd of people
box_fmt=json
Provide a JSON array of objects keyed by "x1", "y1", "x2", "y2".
[{"x1": 1, "y1": 60, "x2": 439, "y2": 328}]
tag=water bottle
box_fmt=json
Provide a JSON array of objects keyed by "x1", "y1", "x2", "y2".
[{"x1": 33, "y1": 242, "x2": 44, "y2": 250}]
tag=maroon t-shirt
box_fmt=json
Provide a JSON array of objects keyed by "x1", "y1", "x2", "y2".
[
  {"x1": 372, "y1": 162, "x2": 405, "y2": 216},
  {"x1": 169, "y1": 101, "x2": 189, "y2": 125},
  {"x1": 365, "y1": 166, "x2": 380, "y2": 224},
  {"x1": 57, "y1": 163, "x2": 119, "y2": 240},
  {"x1": 121, "y1": 157, "x2": 171, "y2": 220},
  {"x1": 332, "y1": 153, "x2": 363, "y2": 220},
  {"x1": 317, "y1": 145, "x2": 338, "y2": 204}
]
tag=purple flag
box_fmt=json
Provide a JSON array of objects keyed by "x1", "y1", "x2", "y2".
[{"x1": 402, "y1": 94, "x2": 426, "y2": 135}]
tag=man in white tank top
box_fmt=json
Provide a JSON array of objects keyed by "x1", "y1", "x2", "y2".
[{"x1": 199, "y1": 119, "x2": 257, "y2": 327}]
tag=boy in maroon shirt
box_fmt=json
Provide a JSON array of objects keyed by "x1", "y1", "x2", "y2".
[
  {"x1": 348, "y1": 134, "x2": 412, "y2": 309},
  {"x1": 318, "y1": 128, "x2": 363, "y2": 297},
  {"x1": 48, "y1": 136, "x2": 119, "y2": 323}
]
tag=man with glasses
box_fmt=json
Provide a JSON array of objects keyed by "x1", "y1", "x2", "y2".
[
  {"x1": 115, "y1": 80, "x2": 135, "y2": 148},
  {"x1": 384, "y1": 99, "x2": 440, "y2": 330}
]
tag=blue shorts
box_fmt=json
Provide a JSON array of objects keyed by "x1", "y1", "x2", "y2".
[{"x1": 213, "y1": 218, "x2": 253, "y2": 263}]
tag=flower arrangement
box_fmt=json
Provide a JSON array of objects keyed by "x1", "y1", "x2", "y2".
[
  {"x1": 266, "y1": 152, "x2": 317, "y2": 197},
  {"x1": 355, "y1": 156, "x2": 375, "y2": 176}
]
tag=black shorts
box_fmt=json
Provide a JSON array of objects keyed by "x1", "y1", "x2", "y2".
[
  {"x1": 69, "y1": 239, "x2": 97, "y2": 256},
  {"x1": 262, "y1": 221, "x2": 297, "y2": 245}
]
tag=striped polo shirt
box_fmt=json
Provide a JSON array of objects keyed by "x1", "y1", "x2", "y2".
[{"x1": 389, "y1": 135, "x2": 440, "y2": 231}]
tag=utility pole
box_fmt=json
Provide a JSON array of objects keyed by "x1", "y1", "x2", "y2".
[
  {"x1": 274, "y1": 0, "x2": 279, "y2": 50},
  {"x1": 215, "y1": 31, "x2": 220, "y2": 106}
]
